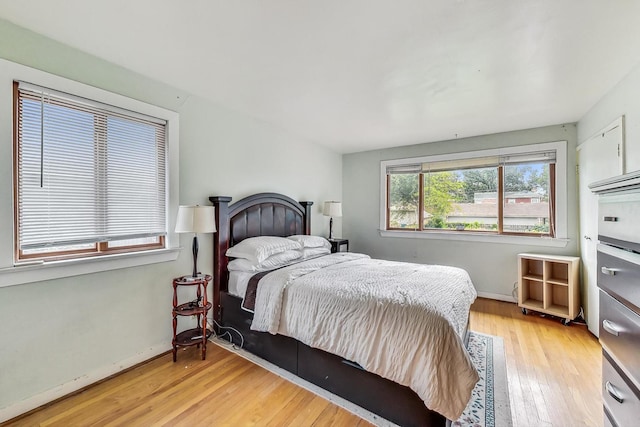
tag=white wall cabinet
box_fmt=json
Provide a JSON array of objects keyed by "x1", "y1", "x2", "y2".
[
  {"x1": 577, "y1": 116, "x2": 624, "y2": 336},
  {"x1": 518, "y1": 253, "x2": 580, "y2": 325}
]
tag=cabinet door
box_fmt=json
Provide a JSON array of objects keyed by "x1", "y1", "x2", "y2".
[{"x1": 577, "y1": 117, "x2": 624, "y2": 336}]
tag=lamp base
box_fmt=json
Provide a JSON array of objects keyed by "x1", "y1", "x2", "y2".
[
  {"x1": 329, "y1": 217, "x2": 334, "y2": 240},
  {"x1": 192, "y1": 235, "x2": 199, "y2": 278}
]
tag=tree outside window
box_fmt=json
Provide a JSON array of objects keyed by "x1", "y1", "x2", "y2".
[{"x1": 386, "y1": 155, "x2": 554, "y2": 236}]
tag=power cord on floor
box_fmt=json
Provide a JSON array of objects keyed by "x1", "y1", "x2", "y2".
[
  {"x1": 207, "y1": 318, "x2": 244, "y2": 350},
  {"x1": 571, "y1": 306, "x2": 587, "y2": 326}
]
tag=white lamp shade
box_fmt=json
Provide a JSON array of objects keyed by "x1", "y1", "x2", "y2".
[
  {"x1": 323, "y1": 201, "x2": 342, "y2": 217},
  {"x1": 175, "y1": 205, "x2": 216, "y2": 233}
]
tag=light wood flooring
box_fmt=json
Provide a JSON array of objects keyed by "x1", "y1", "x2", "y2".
[
  {"x1": 471, "y1": 298, "x2": 602, "y2": 427},
  {"x1": 3, "y1": 298, "x2": 602, "y2": 427}
]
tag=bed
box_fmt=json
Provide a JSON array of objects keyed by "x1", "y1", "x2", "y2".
[{"x1": 209, "y1": 193, "x2": 478, "y2": 426}]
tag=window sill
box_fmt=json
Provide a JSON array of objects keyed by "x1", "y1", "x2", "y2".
[
  {"x1": 0, "y1": 248, "x2": 180, "y2": 288},
  {"x1": 379, "y1": 230, "x2": 569, "y2": 248}
]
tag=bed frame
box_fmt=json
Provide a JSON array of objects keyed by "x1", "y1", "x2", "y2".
[{"x1": 209, "y1": 193, "x2": 449, "y2": 427}]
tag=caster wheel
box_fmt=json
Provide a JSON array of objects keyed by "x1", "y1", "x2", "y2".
[
  {"x1": 562, "y1": 319, "x2": 571, "y2": 326},
  {"x1": 521, "y1": 308, "x2": 528, "y2": 315}
]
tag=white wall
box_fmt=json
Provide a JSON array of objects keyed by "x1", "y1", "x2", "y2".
[
  {"x1": 0, "y1": 19, "x2": 341, "y2": 420},
  {"x1": 343, "y1": 124, "x2": 579, "y2": 300},
  {"x1": 578, "y1": 60, "x2": 640, "y2": 173}
]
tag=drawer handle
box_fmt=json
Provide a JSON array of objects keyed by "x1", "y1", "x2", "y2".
[
  {"x1": 603, "y1": 216, "x2": 619, "y2": 222},
  {"x1": 601, "y1": 267, "x2": 617, "y2": 276},
  {"x1": 606, "y1": 381, "x2": 624, "y2": 404},
  {"x1": 602, "y1": 319, "x2": 621, "y2": 336}
]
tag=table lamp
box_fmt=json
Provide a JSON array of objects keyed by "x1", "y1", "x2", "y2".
[
  {"x1": 175, "y1": 205, "x2": 216, "y2": 278},
  {"x1": 323, "y1": 201, "x2": 342, "y2": 240}
]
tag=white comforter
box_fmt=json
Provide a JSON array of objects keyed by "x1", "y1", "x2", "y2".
[{"x1": 251, "y1": 252, "x2": 479, "y2": 420}]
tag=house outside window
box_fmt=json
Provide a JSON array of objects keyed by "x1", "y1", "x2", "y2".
[{"x1": 381, "y1": 141, "x2": 567, "y2": 242}]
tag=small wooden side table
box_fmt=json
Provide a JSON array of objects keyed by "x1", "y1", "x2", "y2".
[
  {"x1": 329, "y1": 238, "x2": 349, "y2": 253},
  {"x1": 172, "y1": 274, "x2": 212, "y2": 362}
]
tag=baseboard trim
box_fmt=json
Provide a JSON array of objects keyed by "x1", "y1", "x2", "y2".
[
  {"x1": 0, "y1": 343, "x2": 171, "y2": 423},
  {"x1": 477, "y1": 291, "x2": 517, "y2": 303}
]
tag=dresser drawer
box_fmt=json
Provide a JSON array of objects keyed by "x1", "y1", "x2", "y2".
[
  {"x1": 598, "y1": 245, "x2": 640, "y2": 315},
  {"x1": 598, "y1": 191, "x2": 640, "y2": 253},
  {"x1": 600, "y1": 291, "x2": 640, "y2": 389},
  {"x1": 603, "y1": 352, "x2": 640, "y2": 427}
]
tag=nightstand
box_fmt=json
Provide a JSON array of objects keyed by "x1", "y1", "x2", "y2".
[
  {"x1": 172, "y1": 274, "x2": 212, "y2": 362},
  {"x1": 328, "y1": 238, "x2": 349, "y2": 253}
]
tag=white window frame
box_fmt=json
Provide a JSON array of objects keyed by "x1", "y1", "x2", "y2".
[
  {"x1": 0, "y1": 59, "x2": 180, "y2": 288},
  {"x1": 379, "y1": 141, "x2": 569, "y2": 247}
]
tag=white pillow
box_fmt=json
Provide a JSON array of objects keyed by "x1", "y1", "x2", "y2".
[
  {"x1": 225, "y1": 236, "x2": 301, "y2": 264},
  {"x1": 287, "y1": 235, "x2": 331, "y2": 249},
  {"x1": 227, "y1": 249, "x2": 302, "y2": 272},
  {"x1": 300, "y1": 247, "x2": 331, "y2": 259}
]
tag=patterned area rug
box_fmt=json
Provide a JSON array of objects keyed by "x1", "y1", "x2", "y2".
[
  {"x1": 453, "y1": 332, "x2": 512, "y2": 427},
  {"x1": 212, "y1": 330, "x2": 511, "y2": 427}
]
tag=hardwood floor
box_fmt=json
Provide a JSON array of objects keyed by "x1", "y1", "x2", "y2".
[
  {"x1": 2, "y1": 344, "x2": 370, "y2": 427},
  {"x1": 470, "y1": 298, "x2": 602, "y2": 427},
  {"x1": 3, "y1": 298, "x2": 602, "y2": 427}
]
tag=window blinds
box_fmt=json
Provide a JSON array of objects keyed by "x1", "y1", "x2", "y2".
[
  {"x1": 386, "y1": 150, "x2": 556, "y2": 174},
  {"x1": 16, "y1": 81, "x2": 167, "y2": 251}
]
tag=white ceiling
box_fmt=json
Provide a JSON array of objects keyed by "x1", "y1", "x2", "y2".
[{"x1": 2, "y1": 1, "x2": 640, "y2": 153}]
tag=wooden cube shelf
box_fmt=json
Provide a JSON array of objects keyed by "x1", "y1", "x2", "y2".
[{"x1": 518, "y1": 253, "x2": 580, "y2": 325}]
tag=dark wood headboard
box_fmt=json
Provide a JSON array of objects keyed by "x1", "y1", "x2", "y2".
[{"x1": 208, "y1": 193, "x2": 313, "y2": 321}]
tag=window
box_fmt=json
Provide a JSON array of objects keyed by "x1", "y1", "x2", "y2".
[
  {"x1": 13, "y1": 81, "x2": 167, "y2": 262},
  {"x1": 382, "y1": 142, "x2": 567, "y2": 241}
]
